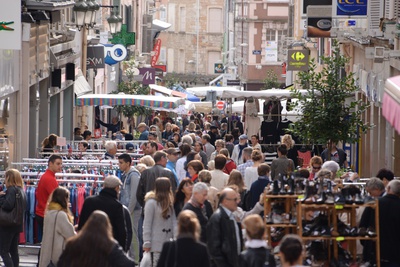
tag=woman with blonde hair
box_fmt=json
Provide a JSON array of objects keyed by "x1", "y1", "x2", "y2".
[
  {"x1": 58, "y1": 211, "x2": 134, "y2": 267},
  {"x1": 157, "y1": 210, "x2": 210, "y2": 267},
  {"x1": 143, "y1": 177, "x2": 176, "y2": 266},
  {"x1": 281, "y1": 134, "x2": 298, "y2": 168},
  {"x1": 140, "y1": 155, "x2": 155, "y2": 167},
  {"x1": 162, "y1": 122, "x2": 173, "y2": 144},
  {"x1": 308, "y1": 156, "x2": 323, "y2": 180},
  {"x1": 244, "y1": 150, "x2": 264, "y2": 188},
  {"x1": 0, "y1": 169, "x2": 26, "y2": 267},
  {"x1": 39, "y1": 187, "x2": 76, "y2": 267}
]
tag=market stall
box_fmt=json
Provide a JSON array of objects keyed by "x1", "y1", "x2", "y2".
[{"x1": 383, "y1": 75, "x2": 400, "y2": 134}]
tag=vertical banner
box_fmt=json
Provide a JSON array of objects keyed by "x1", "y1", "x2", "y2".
[
  {"x1": 151, "y1": 39, "x2": 162, "y2": 67},
  {"x1": 0, "y1": 1, "x2": 21, "y2": 50}
]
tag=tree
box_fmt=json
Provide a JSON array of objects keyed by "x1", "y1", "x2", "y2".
[
  {"x1": 262, "y1": 69, "x2": 280, "y2": 89},
  {"x1": 112, "y1": 58, "x2": 152, "y2": 118},
  {"x1": 288, "y1": 40, "x2": 371, "y2": 150}
]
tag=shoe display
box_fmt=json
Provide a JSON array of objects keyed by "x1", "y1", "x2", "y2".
[
  {"x1": 272, "y1": 180, "x2": 280, "y2": 195},
  {"x1": 334, "y1": 193, "x2": 346, "y2": 205},
  {"x1": 354, "y1": 194, "x2": 364, "y2": 204},
  {"x1": 286, "y1": 176, "x2": 295, "y2": 195},
  {"x1": 279, "y1": 176, "x2": 287, "y2": 195}
]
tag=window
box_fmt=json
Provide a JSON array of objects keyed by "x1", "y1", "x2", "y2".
[
  {"x1": 159, "y1": 47, "x2": 166, "y2": 64},
  {"x1": 160, "y1": 9, "x2": 167, "y2": 22},
  {"x1": 178, "y1": 49, "x2": 185, "y2": 73},
  {"x1": 167, "y1": 48, "x2": 174, "y2": 72},
  {"x1": 168, "y1": 4, "x2": 176, "y2": 31},
  {"x1": 179, "y1": 7, "x2": 186, "y2": 32},
  {"x1": 208, "y1": 8, "x2": 222, "y2": 33}
]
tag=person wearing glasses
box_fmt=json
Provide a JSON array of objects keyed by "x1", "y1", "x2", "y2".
[
  {"x1": 207, "y1": 187, "x2": 243, "y2": 267},
  {"x1": 308, "y1": 156, "x2": 323, "y2": 181}
]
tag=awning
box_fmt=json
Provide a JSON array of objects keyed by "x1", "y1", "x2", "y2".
[
  {"x1": 76, "y1": 93, "x2": 185, "y2": 109},
  {"x1": 74, "y1": 71, "x2": 92, "y2": 97},
  {"x1": 149, "y1": 84, "x2": 187, "y2": 98},
  {"x1": 383, "y1": 75, "x2": 400, "y2": 134},
  {"x1": 221, "y1": 88, "x2": 312, "y2": 99},
  {"x1": 186, "y1": 86, "x2": 240, "y2": 97}
]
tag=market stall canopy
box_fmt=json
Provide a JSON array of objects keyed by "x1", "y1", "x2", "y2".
[
  {"x1": 186, "y1": 86, "x2": 240, "y2": 97},
  {"x1": 383, "y1": 75, "x2": 400, "y2": 134},
  {"x1": 75, "y1": 94, "x2": 185, "y2": 109},
  {"x1": 149, "y1": 84, "x2": 187, "y2": 98},
  {"x1": 221, "y1": 88, "x2": 311, "y2": 99}
]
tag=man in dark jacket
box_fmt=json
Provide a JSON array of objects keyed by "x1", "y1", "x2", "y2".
[
  {"x1": 207, "y1": 187, "x2": 243, "y2": 267},
  {"x1": 378, "y1": 179, "x2": 400, "y2": 267},
  {"x1": 136, "y1": 151, "x2": 177, "y2": 207},
  {"x1": 78, "y1": 175, "x2": 132, "y2": 252}
]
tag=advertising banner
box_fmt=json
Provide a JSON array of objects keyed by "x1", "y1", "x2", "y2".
[{"x1": 0, "y1": 1, "x2": 21, "y2": 50}]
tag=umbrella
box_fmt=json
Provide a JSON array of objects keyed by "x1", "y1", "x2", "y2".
[
  {"x1": 149, "y1": 84, "x2": 187, "y2": 98},
  {"x1": 75, "y1": 94, "x2": 185, "y2": 110}
]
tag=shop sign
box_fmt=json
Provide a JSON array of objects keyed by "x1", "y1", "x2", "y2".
[
  {"x1": 103, "y1": 44, "x2": 128, "y2": 65},
  {"x1": 0, "y1": 1, "x2": 21, "y2": 50},
  {"x1": 337, "y1": 0, "x2": 368, "y2": 16},
  {"x1": 287, "y1": 49, "x2": 309, "y2": 71},
  {"x1": 87, "y1": 46, "x2": 105, "y2": 69}
]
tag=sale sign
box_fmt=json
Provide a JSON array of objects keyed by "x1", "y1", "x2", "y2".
[{"x1": 151, "y1": 39, "x2": 162, "y2": 67}]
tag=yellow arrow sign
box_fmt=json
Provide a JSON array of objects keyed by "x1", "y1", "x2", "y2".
[{"x1": 291, "y1": 51, "x2": 305, "y2": 61}]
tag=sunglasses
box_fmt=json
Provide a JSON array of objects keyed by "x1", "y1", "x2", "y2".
[
  {"x1": 225, "y1": 197, "x2": 238, "y2": 202},
  {"x1": 312, "y1": 166, "x2": 321, "y2": 170}
]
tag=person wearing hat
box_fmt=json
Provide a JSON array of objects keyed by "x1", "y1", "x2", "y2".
[
  {"x1": 231, "y1": 134, "x2": 249, "y2": 165},
  {"x1": 137, "y1": 122, "x2": 149, "y2": 141},
  {"x1": 125, "y1": 142, "x2": 135, "y2": 153},
  {"x1": 78, "y1": 175, "x2": 132, "y2": 253},
  {"x1": 165, "y1": 148, "x2": 181, "y2": 186}
]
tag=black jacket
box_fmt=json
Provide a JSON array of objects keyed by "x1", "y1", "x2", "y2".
[
  {"x1": 378, "y1": 194, "x2": 400, "y2": 263},
  {"x1": 78, "y1": 188, "x2": 131, "y2": 252},
  {"x1": 136, "y1": 165, "x2": 177, "y2": 207},
  {"x1": 239, "y1": 247, "x2": 271, "y2": 267},
  {"x1": 0, "y1": 186, "x2": 26, "y2": 232},
  {"x1": 157, "y1": 237, "x2": 210, "y2": 267},
  {"x1": 206, "y1": 207, "x2": 243, "y2": 267},
  {"x1": 183, "y1": 201, "x2": 213, "y2": 243}
]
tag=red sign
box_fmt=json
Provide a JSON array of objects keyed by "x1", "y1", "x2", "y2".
[
  {"x1": 216, "y1": 101, "x2": 225, "y2": 110},
  {"x1": 151, "y1": 39, "x2": 162, "y2": 67}
]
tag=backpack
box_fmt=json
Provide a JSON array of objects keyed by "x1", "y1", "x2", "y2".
[{"x1": 241, "y1": 190, "x2": 252, "y2": 211}]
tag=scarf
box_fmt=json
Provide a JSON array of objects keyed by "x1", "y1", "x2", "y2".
[
  {"x1": 47, "y1": 202, "x2": 74, "y2": 224},
  {"x1": 238, "y1": 143, "x2": 248, "y2": 160}
]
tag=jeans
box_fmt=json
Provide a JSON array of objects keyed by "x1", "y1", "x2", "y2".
[
  {"x1": 138, "y1": 213, "x2": 144, "y2": 261},
  {"x1": 0, "y1": 228, "x2": 20, "y2": 267}
]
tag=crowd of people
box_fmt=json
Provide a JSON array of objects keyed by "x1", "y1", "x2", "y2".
[{"x1": 0, "y1": 112, "x2": 399, "y2": 267}]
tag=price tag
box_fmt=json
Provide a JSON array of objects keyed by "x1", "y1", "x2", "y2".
[
  {"x1": 335, "y1": 205, "x2": 344, "y2": 209},
  {"x1": 336, "y1": 237, "x2": 345, "y2": 241},
  {"x1": 298, "y1": 195, "x2": 304, "y2": 199}
]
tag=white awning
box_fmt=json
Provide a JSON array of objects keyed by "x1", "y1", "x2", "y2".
[{"x1": 74, "y1": 71, "x2": 92, "y2": 97}]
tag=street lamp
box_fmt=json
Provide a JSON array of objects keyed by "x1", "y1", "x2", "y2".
[
  {"x1": 107, "y1": 8, "x2": 122, "y2": 35},
  {"x1": 73, "y1": 0, "x2": 88, "y2": 31}
]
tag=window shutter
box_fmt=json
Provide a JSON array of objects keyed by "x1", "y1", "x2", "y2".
[{"x1": 368, "y1": 0, "x2": 383, "y2": 36}]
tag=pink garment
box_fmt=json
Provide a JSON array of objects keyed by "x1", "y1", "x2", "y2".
[
  {"x1": 77, "y1": 187, "x2": 86, "y2": 215},
  {"x1": 383, "y1": 92, "x2": 400, "y2": 134},
  {"x1": 297, "y1": 150, "x2": 312, "y2": 168}
]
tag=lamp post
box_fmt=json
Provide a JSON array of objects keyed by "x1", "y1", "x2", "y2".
[{"x1": 73, "y1": 0, "x2": 123, "y2": 128}]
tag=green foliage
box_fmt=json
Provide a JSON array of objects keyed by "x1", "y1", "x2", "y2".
[
  {"x1": 262, "y1": 69, "x2": 280, "y2": 89},
  {"x1": 112, "y1": 58, "x2": 152, "y2": 117},
  {"x1": 288, "y1": 40, "x2": 371, "y2": 145}
]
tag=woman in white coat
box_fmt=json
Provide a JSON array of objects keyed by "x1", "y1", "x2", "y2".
[
  {"x1": 142, "y1": 177, "x2": 176, "y2": 267},
  {"x1": 39, "y1": 187, "x2": 76, "y2": 267}
]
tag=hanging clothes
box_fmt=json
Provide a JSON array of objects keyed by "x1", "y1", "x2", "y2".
[{"x1": 243, "y1": 97, "x2": 260, "y2": 137}]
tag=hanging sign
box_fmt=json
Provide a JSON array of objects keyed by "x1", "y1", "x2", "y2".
[{"x1": 151, "y1": 39, "x2": 162, "y2": 67}]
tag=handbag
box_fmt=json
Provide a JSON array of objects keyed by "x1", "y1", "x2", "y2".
[
  {"x1": 47, "y1": 211, "x2": 59, "y2": 267},
  {"x1": 0, "y1": 187, "x2": 23, "y2": 227}
]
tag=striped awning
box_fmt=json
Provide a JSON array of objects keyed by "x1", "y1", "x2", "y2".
[{"x1": 75, "y1": 94, "x2": 185, "y2": 109}]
